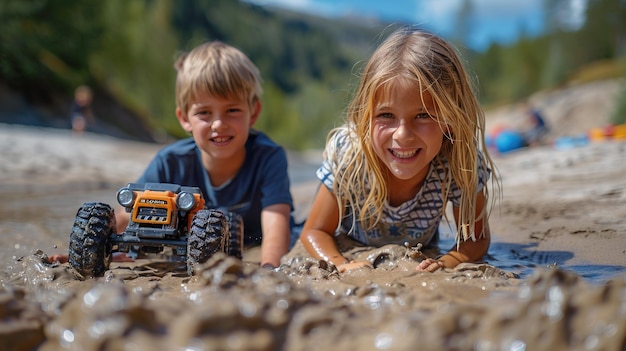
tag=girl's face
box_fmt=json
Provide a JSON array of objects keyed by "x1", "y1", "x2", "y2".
[
  {"x1": 371, "y1": 81, "x2": 444, "y2": 185},
  {"x1": 176, "y1": 91, "x2": 260, "y2": 163}
]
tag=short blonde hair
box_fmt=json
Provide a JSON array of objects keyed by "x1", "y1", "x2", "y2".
[{"x1": 174, "y1": 41, "x2": 262, "y2": 114}]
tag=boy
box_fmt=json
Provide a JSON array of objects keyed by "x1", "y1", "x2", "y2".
[
  {"x1": 54, "y1": 41, "x2": 295, "y2": 268},
  {"x1": 133, "y1": 41, "x2": 294, "y2": 268}
]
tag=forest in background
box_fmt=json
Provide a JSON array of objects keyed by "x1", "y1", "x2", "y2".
[{"x1": 0, "y1": 0, "x2": 625, "y2": 149}]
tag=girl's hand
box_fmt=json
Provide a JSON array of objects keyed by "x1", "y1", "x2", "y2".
[
  {"x1": 337, "y1": 260, "x2": 372, "y2": 273},
  {"x1": 416, "y1": 258, "x2": 445, "y2": 273}
]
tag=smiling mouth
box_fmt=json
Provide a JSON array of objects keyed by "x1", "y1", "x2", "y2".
[
  {"x1": 389, "y1": 149, "x2": 419, "y2": 159},
  {"x1": 211, "y1": 136, "x2": 233, "y2": 144}
]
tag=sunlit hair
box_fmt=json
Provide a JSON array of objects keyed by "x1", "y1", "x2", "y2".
[
  {"x1": 327, "y1": 27, "x2": 499, "y2": 244},
  {"x1": 174, "y1": 41, "x2": 262, "y2": 114}
]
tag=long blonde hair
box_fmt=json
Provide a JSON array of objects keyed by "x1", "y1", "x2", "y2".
[{"x1": 328, "y1": 27, "x2": 498, "y2": 242}]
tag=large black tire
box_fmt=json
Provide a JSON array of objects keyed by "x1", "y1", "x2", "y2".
[
  {"x1": 68, "y1": 202, "x2": 115, "y2": 279},
  {"x1": 224, "y1": 212, "x2": 244, "y2": 259},
  {"x1": 187, "y1": 209, "x2": 227, "y2": 275}
]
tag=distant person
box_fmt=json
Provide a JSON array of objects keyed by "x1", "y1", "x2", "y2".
[
  {"x1": 521, "y1": 102, "x2": 549, "y2": 146},
  {"x1": 53, "y1": 41, "x2": 297, "y2": 269},
  {"x1": 299, "y1": 28, "x2": 499, "y2": 273},
  {"x1": 70, "y1": 85, "x2": 94, "y2": 134}
]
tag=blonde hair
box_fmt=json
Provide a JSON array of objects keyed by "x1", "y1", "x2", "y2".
[
  {"x1": 329, "y1": 27, "x2": 498, "y2": 243},
  {"x1": 174, "y1": 41, "x2": 262, "y2": 114}
]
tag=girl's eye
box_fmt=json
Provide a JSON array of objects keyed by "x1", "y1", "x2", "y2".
[
  {"x1": 416, "y1": 112, "x2": 432, "y2": 120},
  {"x1": 376, "y1": 112, "x2": 394, "y2": 119},
  {"x1": 228, "y1": 108, "x2": 242, "y2": 113}
]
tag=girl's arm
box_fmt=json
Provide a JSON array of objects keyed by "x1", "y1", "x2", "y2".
[
  {"x1": 301, "y1": 186, "x2": 371, "y2": 271},
  {"x1": 260, "y1": 203, "x2": 292, "y2": 268},
  {"x1": 300, "y1": 186, "x2": 344, "y2": 266},
  {"x1": 417, "y1": 190, "x2": 491, "y2": 272}
]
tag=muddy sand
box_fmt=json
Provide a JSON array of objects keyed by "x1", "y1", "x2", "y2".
[{"x1": 0, "y1": 123, "x2": 624, "y2": 351}]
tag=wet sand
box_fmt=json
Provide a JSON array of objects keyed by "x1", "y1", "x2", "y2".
[{"x1": 0, "y1": 123, "x2": 624, "y2": 350}]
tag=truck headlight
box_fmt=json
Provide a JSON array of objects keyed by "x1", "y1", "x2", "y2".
[
  {"x1": 177, "y1": 191, "x2": 196, "y2": 211},
  {"x1": 117, "y1": 188, "x2": 135, "y2": 207}
]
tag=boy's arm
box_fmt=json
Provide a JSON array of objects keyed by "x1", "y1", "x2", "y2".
[
  {"x1": 417, "y1": 190, "x2": 491, "y2": 272},
  {"x1": 115, "y1": 206, "x2": 130, "y2": 234},
  {"x1": 48, "y1": 206, "x2": 133, "y2": 264},
  {"x1": 260, "y1": 203, "x2": 291, "y2": 268}
]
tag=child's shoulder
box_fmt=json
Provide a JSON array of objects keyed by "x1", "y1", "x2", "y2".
[
  {"x1": 247, "y1": 129, "x2": 284, "y2": 151},
  {"x1": 325, "y1": 125, "x2": 353, "y2": 149},
  {"x1": 157, "y1": 137, "x2": 197, "y2": 156}
]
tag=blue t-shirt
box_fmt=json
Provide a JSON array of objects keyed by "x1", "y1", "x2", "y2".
[{"x1": 137, "y1": 130, "x2": 293, "y2": 246}]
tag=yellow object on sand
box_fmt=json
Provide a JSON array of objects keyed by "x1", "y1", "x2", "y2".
[
  {"x1": 588, "y1": 127, "x2": 607, "y2": 141},
  {"x1": 612, "y1": 124, "x2": 626, "y2": 140}
]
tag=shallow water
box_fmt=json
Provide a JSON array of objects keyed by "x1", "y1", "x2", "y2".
[
  {"x1": 2, "y1": 180, "x2": 621, "y2": 287},
  {"x1": 485, "y1": 240, "x2": 626, "y2": 285},
  {"x1": 438, "y1": 219, "x2": 625, "y2": 286}
]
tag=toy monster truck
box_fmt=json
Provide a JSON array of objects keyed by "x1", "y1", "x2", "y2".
[{"x1": 68, "y1": 183, "x2": 243, "y2": 278}]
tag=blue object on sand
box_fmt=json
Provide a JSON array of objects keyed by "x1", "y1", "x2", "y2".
[
  {"x1": 554, "y1": 135, "x2": 589, "y2": 150},
  {"x1": 495, "y1": 130, "x2": 525, "y2": 153}
]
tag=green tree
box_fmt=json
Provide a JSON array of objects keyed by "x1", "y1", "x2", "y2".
[
  {"x1": 0, "y1": 0, "x2": 105, "y2": 92},
  {"x1": 90, "y1": 0, "x2": 179, "y2": 133}
]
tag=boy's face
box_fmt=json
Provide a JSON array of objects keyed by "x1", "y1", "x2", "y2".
[{"x1": 176, "y1": 92, "x2": 260, "y2": 163}]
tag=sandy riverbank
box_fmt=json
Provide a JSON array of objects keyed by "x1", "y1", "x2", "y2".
[{"x1": 0, "y1": 120, "x2": 624, "y2": 350}]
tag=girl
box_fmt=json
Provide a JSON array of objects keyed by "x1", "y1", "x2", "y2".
[{"x1": 300, "y1": 28, "x2": 499, "y2": 273}]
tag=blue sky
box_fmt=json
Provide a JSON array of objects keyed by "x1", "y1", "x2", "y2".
[{"x1": 246, "y1": 0, "x2": 587, "y2": 51}]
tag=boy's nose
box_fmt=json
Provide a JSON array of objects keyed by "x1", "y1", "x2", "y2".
[{"x1": 211, "y1": 118, "x2": 225, "y2": 132}]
